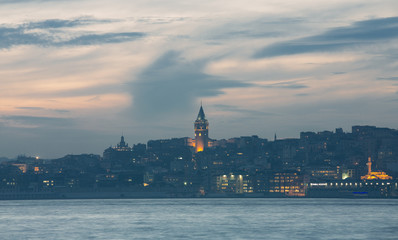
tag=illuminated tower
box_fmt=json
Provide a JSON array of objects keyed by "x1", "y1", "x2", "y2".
[
  {"x1": 367, "y1": 157, "x2": 372, "y2": 175},
  {"x1": 194, "y1": 104, "x2": 209, "y2": 152}
]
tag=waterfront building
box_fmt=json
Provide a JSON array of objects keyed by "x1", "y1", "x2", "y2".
[
  {"x1": 269, "y1": 171, "x2": 306, "y2": 197},
  {"x1": 308, "y1": 179, "x2": 398, "y2": 197},
  {"x1": 215, "y1": 173, "x2": 249, "y2": 194},
  {"x1": 308, "y1": 157, "x2": 395, "y2": 197}
]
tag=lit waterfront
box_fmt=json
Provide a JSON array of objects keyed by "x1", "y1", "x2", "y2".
[{"x1": 1, "y1": 198, "x2": 397, "y2": 239}]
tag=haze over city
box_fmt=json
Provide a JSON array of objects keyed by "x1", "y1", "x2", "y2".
[{"x1": 1, "y1": 0, "x2": 398, "y2": 158}]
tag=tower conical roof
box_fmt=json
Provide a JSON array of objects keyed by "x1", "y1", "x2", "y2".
[{"x1": 196, "y1": 105, "x2": 206, "y2": 121}]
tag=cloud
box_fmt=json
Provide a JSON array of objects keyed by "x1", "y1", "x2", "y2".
[
  {"x1": 61, "y1": 32, "x2": 144, "y2": 45},
  {"x1": 295, "y1": 93, "x2": 309, "y2": 97},
  {"x1": 0, "y1": 0, "x2": 52, "y2": 3},
  {"x1": 130, "y1": 51, "x2": 252, "y2": 120},
  {"x1": 25, "y1": 17, "x2": 114, "y2": 29},
  {"x1": 254, "y1": 17, "x2": 398, "y2": 58},
  {"x1": 15, "y1": 107, "x2": 70, "y2": 113},
  {"x1": 0, "y1": 18, "x2": 145, "y2": 49},
  {"x1": 0, "y1": 27, "x2": 44, "y2": 48},
  {"x1": 16, "y1": 107, "x2": 46, "y2": 110},
  {"x1": 213, "y1": 104, "x2": 274, "y2": 116},
  {"x1": 214, "y1": 30, "x2": 282, "y2": 40},
  {"x1": 1, "y1": 115, "x2": 74, "y2": 128},
  {"x1": 261, "y1": 81, "x2": 308, "y2": 89},
  {"x1": 32, "y1": 82, "x2": 126, "y2": 98},
  {"x1": 377, "y1": 77, "x2": 398, "y2": 81}
]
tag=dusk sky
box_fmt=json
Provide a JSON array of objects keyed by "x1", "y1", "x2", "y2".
[{"x1": 1, "y1": 0, "x2": 398, "y2": 158}]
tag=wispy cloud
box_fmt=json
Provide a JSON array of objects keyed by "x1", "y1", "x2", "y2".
[
  {"x1": 61, "y1": 32, "x2": 144, "y2": 45},
  {"x1": 36, "y1": 83, "x2": 125, "y2": 98},
  {"x1": 0, "y1": 26, "x2": 43, "y2": 48},
  {"x1": 261, "y1": 81, "x2": 308, "y2": 89},
  {"x1": 15, "y1": 107, "x2": 70, "y2": 113},
  {"x1": 1, "y1": 115, "x2": 74, "y2": 128},
  {"x1": 295, "y1": 93, "x2": 309, "y2": 97},
  {"x1": 213, "y1": 30, "x2": 283, "y2": 40},
  {"x1": 377, "y1": 77, "x2": 398, "y2": 81},
  {"x1": 0, "y1": 17, "x2": 145, "y2": 49},
  {"x1": 213, "y1": 104, "x2": 275, "y2": 116},
  {"x1": 0, "y1": 0, "x2": 53, "y2": 3},
  {"x1": 24, "y1": 17, "x2": 115, "y2": 29},
  {"x1": 254, "y1": 17, "x2": 398, "y2": 58}
]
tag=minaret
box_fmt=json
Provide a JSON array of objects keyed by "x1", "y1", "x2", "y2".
[
  {"x1": 367, "y1": 157, "x2": 372, "y2": 175},
  {"x1": 194, "y1": 104, "x2": 209, "y2": 152}
]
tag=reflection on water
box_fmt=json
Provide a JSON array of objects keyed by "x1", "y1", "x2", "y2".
[{"x1": 0, "y1": 198, "x2": 397, "y2": 239}]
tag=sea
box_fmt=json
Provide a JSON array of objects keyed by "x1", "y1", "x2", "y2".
[{"x1": 0, "y1": 198, "x2": 397, "y2": 239}]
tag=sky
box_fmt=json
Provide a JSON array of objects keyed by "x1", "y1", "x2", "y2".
[{"x1": 1, "y1": 0, "x2": 398, "y2": 158}]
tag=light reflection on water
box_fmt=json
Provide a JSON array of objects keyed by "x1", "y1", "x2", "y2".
[{"x1": 0, "y1": 198, "x2": 397, "y2": 239}]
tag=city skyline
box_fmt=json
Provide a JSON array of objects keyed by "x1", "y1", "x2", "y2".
[{"x1": 1, "y1": 1, "x2": 398, "y2": 158}]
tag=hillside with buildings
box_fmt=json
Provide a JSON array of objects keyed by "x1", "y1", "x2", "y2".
[{"x1": 1, "y1": 106, "x2": 398, "y2": 199}]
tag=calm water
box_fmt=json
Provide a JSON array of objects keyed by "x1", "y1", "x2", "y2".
[{"x1": 0, "y1": 198, "x2": 397, "y2": 239}]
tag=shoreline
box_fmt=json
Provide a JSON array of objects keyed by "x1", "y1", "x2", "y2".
[{"x1": 1, "y1": 191, "x2": 397, "y2": 200}]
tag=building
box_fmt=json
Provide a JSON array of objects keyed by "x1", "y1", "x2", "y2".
[
  {"x1": 102, "y1": 136, "x2": 133, "y2": 170},
  {"x1": 306, "y1": 166, "x2": 341, "y2": 180},
  {"x1": 194, "y1": 105, "x2": 209, "y2": 152},
  {"x1": 11, "y1": 163, "x2": 28, "y2": 173},
  {"x1": 214, "y1": 173, "x2": 253, "y2": 194},
  {"x1": 308, "y1": 179, "x2": 397, "y2": 198},
  {"x1": 308, "y1": 157, "x2": 395, "y2": 197},
  {"x1": 269, "y1": 171, "x2": 306, "y2": 197},
  {"x1": 361, "y1": 157, "x2": 392, "y2": 180}
]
